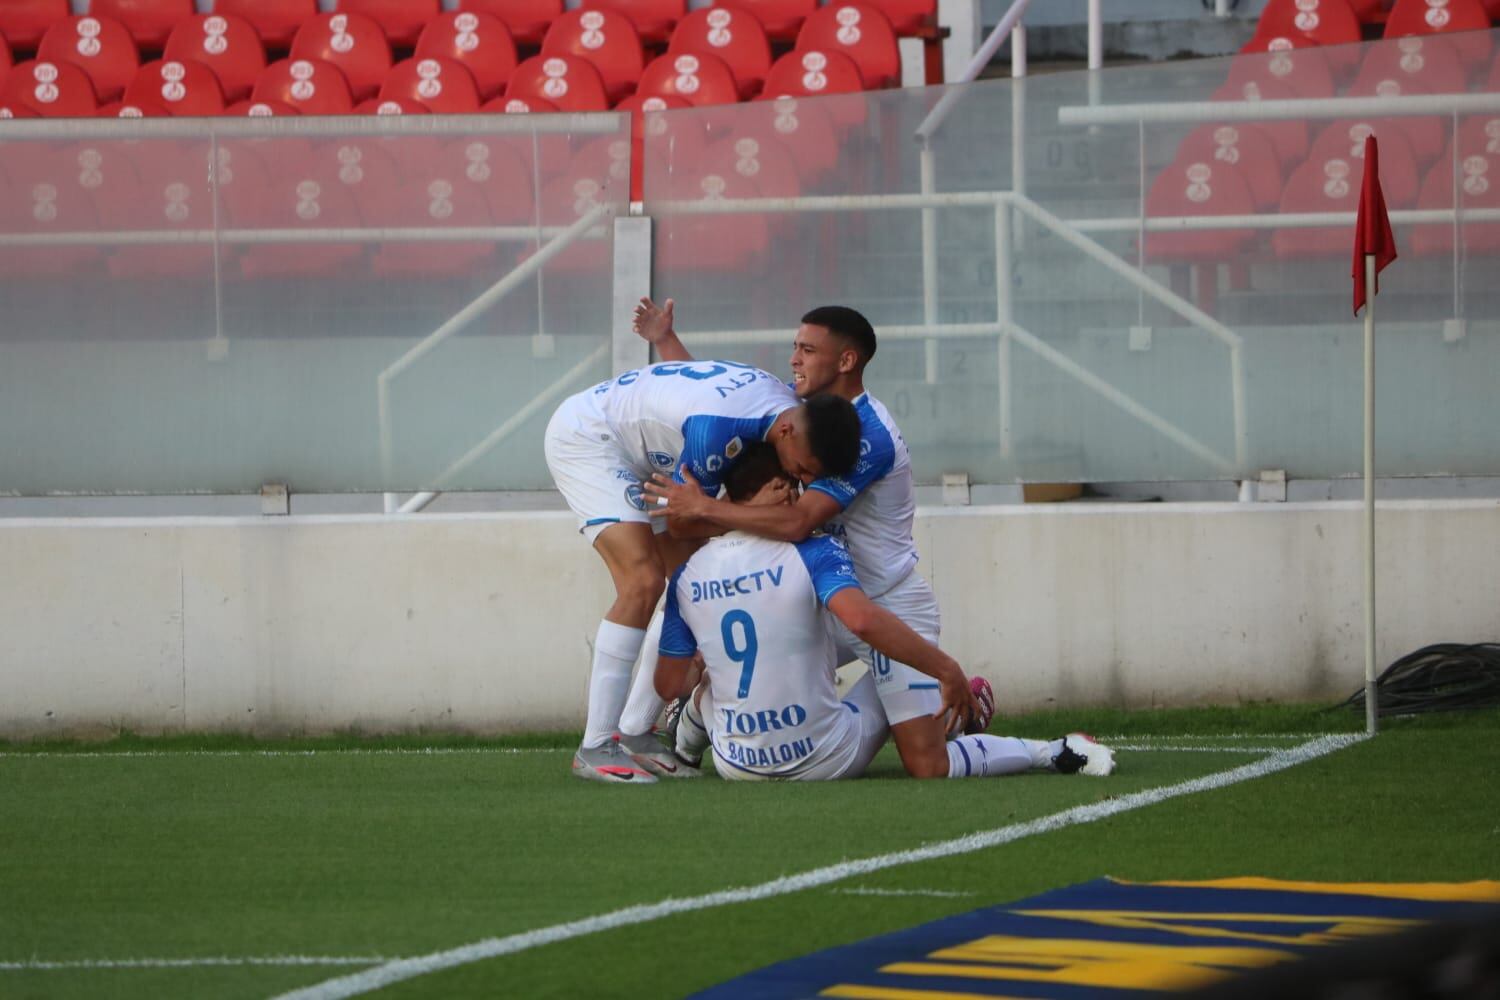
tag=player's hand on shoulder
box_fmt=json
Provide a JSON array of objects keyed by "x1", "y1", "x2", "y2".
[
  {"x1": 644, "y1": 470, "x2": 710, "y2": 521},
  {"x1": 632, "y1": 297, "x2": 676, "y2": 344}
]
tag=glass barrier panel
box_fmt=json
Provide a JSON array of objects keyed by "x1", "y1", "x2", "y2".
[{"x1": 0, "y1": 113, "x2": 627, "y2": 495}]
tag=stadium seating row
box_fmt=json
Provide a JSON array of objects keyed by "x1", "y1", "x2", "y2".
[
  {"x1": 0, "y1": 4, "x2": 901, "y2": 120},
  {"x1": 0, "y1": 0, "x2": 936, "y2": 54},
  {"x1": 1244, "y1": 0, "x2": 1500, "y2": 61}
]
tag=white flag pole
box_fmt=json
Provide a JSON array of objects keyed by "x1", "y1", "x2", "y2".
[{"x1": 1364, "y1": 253, "x2": 1379, "y2": 736}]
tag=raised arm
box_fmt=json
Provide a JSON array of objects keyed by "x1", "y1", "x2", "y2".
[
  {"x1": 825, "y1": 588, "x2": 978, "y2": 733},
  {"x1": 632, "y1": 297, "x2": 693, "y2": 363},
  {"x1": 649, "y1": 469, "x2": 842, "y2": 542}
]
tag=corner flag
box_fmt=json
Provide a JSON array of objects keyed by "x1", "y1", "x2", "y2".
[{"x1": 1352, "y1": 134, "x2": 1398, "y2": 316}]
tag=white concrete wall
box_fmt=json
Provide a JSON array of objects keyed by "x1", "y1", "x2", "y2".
[{"x1": 3, "y1": 500, "x2": 1497, "y2": 738}]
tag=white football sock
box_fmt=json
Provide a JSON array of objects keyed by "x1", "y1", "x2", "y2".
[
  {"x1": 945, "y1": 735, "x2": 1045, "y2": 778},
  {"x1": 583, "y1": 620, "x2": 646, "y2": 749},
  {"x1": 617, "y1": 610, "x2": 666, "y2": 737},
  {"x1": 675, "y1": 688, "x2": 710, "y2": 762}
]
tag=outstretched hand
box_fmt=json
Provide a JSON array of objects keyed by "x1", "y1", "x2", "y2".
[
  {"x1": 642, "y1": 469, "x2": 713, "y2": 522},
  {"x1": 632, "y1": 297, "x2": 676, "y2": 345}
]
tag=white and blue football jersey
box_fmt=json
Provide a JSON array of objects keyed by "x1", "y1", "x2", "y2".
[
  {"x1": 581, "y1": 360, "x2": 798, "y2": 496},
  {"x1": 660, "y1": 532, "x2": 861, "y2": 778},
  {"x1": 805, "y1": 393, "x2": 919, "y2": 599}
]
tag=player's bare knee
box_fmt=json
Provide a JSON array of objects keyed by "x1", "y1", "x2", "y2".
[
  {"x1": 619, "y1": 565, "x2": 665, "y2": 617},
  {"x1": 900, "y1": 747, "x2": 950, "y2": 780}
]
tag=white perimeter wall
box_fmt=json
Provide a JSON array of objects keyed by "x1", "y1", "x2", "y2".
[{"x1": 2, "y1": 500, "x2": 1497, "y2": 738}]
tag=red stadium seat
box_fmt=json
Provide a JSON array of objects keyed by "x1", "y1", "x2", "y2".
[
  {"x1": 371, "y1": 174, "x2": 500, "y2": 277},
  {"x1": 1458, "y1": 114, "x2": 1500, "y2": 159},
  {"x1": 252, "y1": 58, "x2": 355, "y2": 115},
  {"x1": 125, "y1": 59, "x2": 227, "y2": 116},
  {"x1": 0, "y1": 150, "x2": 103, "y2": 275},
  {"x1": 97, "y1": 96, "x2": 170, "y2": 116},
  {"x1": 164, "y1": 14, "x2": 265, "y2": 103},
  {"x1": 604, "y1": 0, "x2": 686, "y2": 46},
  {"x1": 865, "y1": 0, "x2": 934, "y2": 36},
  {"x1": 752, "y1": 95, "x2": 838, "y2": 179},
  {"x1": 1143, "y1": 157, "x2": 1257, "y2": 263},
  {"x1": 331, "y1": 0, "x2": 441, "y2": 48},
  {"x1": 464, "y1": 139, "x2": 537, "y2": 226},
  {"x1": 1383, "y1": 0, "x2": 1492, "y2": 68},
  {"x1": 2, "y1": 36, "x2": 11, "y2": 74},
  {"x1": 1251, "y1": 0, "x2": 1362, "y2": 49},
  {"x1": 1344, "y1": 72, "x2": 1447, "y2": 165},
  {"x1": 458, "y1": 0, "x2": 564, "y2": 48},
  {"x1": 616, "y1": 92, "x2": 689, "y2": 200},
  {"x1": 2, "y1": 60, "x2": 99, "y2": 116},
  {"x1": 796, "y1": 3, "x2": 899, "y2": 90},
  {"x1": 355, "y1": 95, "x2": 429, "y2": 114},
  {"x1": 1272, "y1": 128, "x2": 1419, "y2": 258},
  {"x1": 1411, "y1": 141, "x2": 1500, "y2": 254},
  {"x1": 415, "y1": 11, "x2": 516, "y2": 102},
  {"x1": 713, "y1": 0, "x2": 815, "y2": 44},
  {"x1": 704, "y1": 130, "x2": 800, "y2": 197},
  {"x1": 90, "y1": 0, "x2": 195, "y2": 51},
  {"x1": 1308, "y1": 119, "x2": 1422, "y2": 201},
  {"x1": 1211, "y1": 76, "x2": 1310, "y2": 166},
  {"x1": 93, "y1": 145, "x2": 220, "y2": 277},
  {"x1": 215, "y1": 0, "x2": 317, "y2": 52},
  {"x1": 290, "y1": 13, "x2": 391, "y2": 103},
  {"x1": 636, "y1": 51, "x2": 739, "y2": 106},
  {"x1": 226, "y1": 155, "x2": 366, "y2": 277},
  {"x1": 1224, "y1": 43, "x2": 1336, "y2": 100},
  {"x1": 761, "y1": 48, "x2": 865, "y2": 99},
  {"x1": 542, "y1": 9, "x2": 644, "y2": 106},
  {"x1": 37, "y1": 16, "x2": 139, "y2": 104},
  {"x1": 0, "y1": 0, "x2": 69, "y2": 52},
  {"x1": 652, "y1": 160, "x2": 768, "y2": 270},
  {"x1": 505, "y1": 54, "x2": 610, "y2": 111},
  {"x1": 669, "y1": 6, "x2": 771, "y2": 100},
  {"x1": 0, "y1": 102, "x2": 41, "y2": 119},
  {"x1": 1175, "y1": 122, "x2": 1284, "y2": 212},
  {"x1": 1354, "y1": 34, "x2": 1467, "y2": 97},
  {"x1": 226, "y1": 97, "x2": 302, "y2": 116},
  {"x1": 1144, "y1": 156, "x2": 1258, "y2": 313},
  {"x1": 481, "y1": 94, "x2": 560, "y2": 113},
  {"x1": 379, "y1": 56, "x2": 482, "y2": 112}
]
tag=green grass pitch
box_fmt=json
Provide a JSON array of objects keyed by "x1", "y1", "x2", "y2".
[{"x1": 2, "y1": 706, "x2": 1496, "y2": 999}]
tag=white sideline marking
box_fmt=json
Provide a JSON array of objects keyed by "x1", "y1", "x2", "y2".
[
  {"x1": 1, "y1": 956, "x2": 385, "y2": 971},
  {"x1": 0, "y1": 748, "x2": 564, "y2": 760},
  {"x1": 832, "y1": 888, "x2": 976, "y2": 898},
  {"x1": 1094, "y1": 732, "x2": 1337, "y2": 741},
  {"x1": 274, "y1": 733, "x2": 1366, "y2": 1000},
  {"x1": 1111, "y1": 744, "x2": 1289, "y2": 753}
]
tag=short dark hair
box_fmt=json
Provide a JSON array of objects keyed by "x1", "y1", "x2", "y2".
[
  {"x1": 803, "y1": 392, "x2": 862, "y2": 478},
  {"x1": 724, "y1": 442, "x2": 789, "y2": 502},
  {"x1": 801, "y1": 305, "x2": 877, "y2": 363}
]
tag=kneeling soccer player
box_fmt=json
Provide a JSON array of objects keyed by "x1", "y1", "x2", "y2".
[{"x1": 653, "y1": 443, "x2": 1116, "y2": 781}]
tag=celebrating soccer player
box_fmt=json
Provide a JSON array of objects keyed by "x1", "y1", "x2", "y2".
[{"x1": 544, "y1": 358, "x2": 864, "y2": 783}]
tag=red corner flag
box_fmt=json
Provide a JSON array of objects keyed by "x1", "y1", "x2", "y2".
[{"x1": 1352, "y1": 134, "x2": 1398, "y2": 316}]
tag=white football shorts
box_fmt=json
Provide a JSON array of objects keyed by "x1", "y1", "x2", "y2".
[
  {"x1": 826, "y1": 570, "x2": 944, "y2": 726},
  {"x1": 544, "y1": 393, "x2": 664, "y2": 543},
  {"x1": 704, "y1": 671, "x2": 888, "y2": 782}
]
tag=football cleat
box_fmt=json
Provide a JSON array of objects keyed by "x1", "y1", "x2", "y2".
[
  {"x1": 572, "y1": 741, "x2": 658, "y2": 784},
  {"x1": 617, "y1": 730, "x2": 701, "y2": 779},
  {"x1": 965, "y1": 676, "x2": 996, "y2": 735},
  {"x1": 1051, "y1": 733, "x2": 1116, "y2": 777}
]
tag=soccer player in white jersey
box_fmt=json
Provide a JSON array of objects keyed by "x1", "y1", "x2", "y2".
[
  {"x1": 655, "y1": 443, "x2": 1112, "y2": 782},
  {"x1": 544, "y1": 358, "x2": 865, "y2": 783},
  {"x1": 634, "y1": 299, "x2": 1115, "y2": 781}
]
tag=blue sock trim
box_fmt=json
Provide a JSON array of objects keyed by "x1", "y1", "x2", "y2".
[{"x1": 954, "y1": 739, "x2": 973, "y2": 777}]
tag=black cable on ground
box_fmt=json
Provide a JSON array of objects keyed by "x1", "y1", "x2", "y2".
[{"x1": 1339, "y1": 643, "x2": 1500, "y2": 718}]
